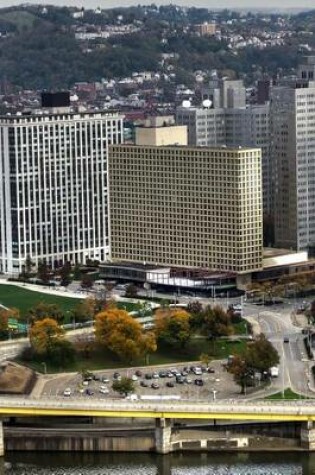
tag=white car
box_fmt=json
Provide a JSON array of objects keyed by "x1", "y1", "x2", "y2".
[
  {"x1": 131, "y1": 375, "x2": 138, "y2": 381},
  {"x1": 99, "y1": 385, "x2": 109, "y2": 394},
  {"x1": 63, "y1": 388, "x2": 71, "y2": 397}
]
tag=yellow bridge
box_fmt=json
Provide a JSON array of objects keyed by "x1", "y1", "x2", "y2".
[
  {"x1": 2, "y1": 397, "x2": 315, "y2": 454},
  {"x1": 0, "y1": 397, "x2": 315, "y2": 422}
]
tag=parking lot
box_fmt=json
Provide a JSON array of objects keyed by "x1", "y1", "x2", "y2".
[{"x1": 40, "y1": 360, "x2": 240, "y2": 401}]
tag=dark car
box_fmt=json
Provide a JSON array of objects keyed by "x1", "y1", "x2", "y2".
[
  {"x1": 85, "y1": 388, "x2": 94, "y2": 396},
  {"x1": 145, "y1": 373, "x2": 152, "y2": 380},
  {"x1": 140, "y1": 381, "x2": 148, "y2": 387},
  {"x1": 208, "y1": 367, "x2": 215, "y2": 374},
  {"x1": 176, "y1": 376, "x2": 185, "y2": 384},
  {"x1": 151, "y1": 382, "x2": 159, "y2": 389},
  {"x1": 135, "y1": 370, "x2": 143, "y2": 377},
  {"x1": 194, "y1": 379, "x2": 204, "y2": 386},
  {"x1": 159, "y1": 371, "x2": 167, "y2": 378},
  {"x1": 166, "y1": 381, "x2": 174, "y2": 388},
  {"x1": 113, "y1": 372, "x2": 120, "y2": 379}
]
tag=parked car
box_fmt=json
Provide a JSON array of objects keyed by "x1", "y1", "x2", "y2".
[
  {"x1": 85, "y1": 388, "x2": 94, "y2": 396},
  {"x1": 151, "y1": 382, "x2": 159, "y2": 389},
  {"x1": 63, "y1": 388, "x2": 71, "y2": 397},
  {"x1": 145, "y1": 373, "x2": 152, "y2": 380},
  {"x1": 208, "y1": 367, "x2": 215, "y2": 374},
  {"x1": 135, "y1": 370, "x2": 143, "y2": 377},
  {"x1": 99, "y1": 386, "x2": 109, "y2": 394},
  {"x1": 194, "y1": 379, "x2": 204, "y2": 386},
  {"x1": 140, "y1": 381, "x2": 148, "y2": 388},
  {"x1": 159, "y1": 371, "x2": 167, "y2": 378},
  {"x1": 131, "y1": 375, "x2": 138, "y2": 381},
  {"x1": 102, "y1": 376, "x2": 110, "y2": 383},
  {"x1": 166, "y1": 381, "x2": 175, "y2": 388}
]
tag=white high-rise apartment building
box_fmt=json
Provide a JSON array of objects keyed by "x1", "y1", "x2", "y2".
[
  {"x1": 271, "y1": 57, "x2": 315, "y2": 251},
  {"x1": 0, "y1": 98, "x2": 124, "y2": 273}
]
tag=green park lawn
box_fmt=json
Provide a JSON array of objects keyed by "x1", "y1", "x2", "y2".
[
  {"x1": 0, "y1": 284, "x2": 140, "y2": 318},
  {"x1": 18, "y1": 337, "x2": 247, "y2": 374},
  {"x1": 0, "y1": 284, "x2": 82, "y2": 316},
  {"x1": 266, "y1": 388, "x2": 309, "y2": 400}
]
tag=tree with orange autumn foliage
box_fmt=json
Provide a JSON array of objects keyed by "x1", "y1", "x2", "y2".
[
  {"x1": 95, "y1": 307, "x2": 157, "y2": 362},
  {"x1": 0, "y1": 307, "x2": 20, "y2": 335},
  {"x1": 29, "y1": 317, "x2": 65, "y2": 355},
  {"x1": 155, "y1": 308, "x2": 192, "y2": 348}
]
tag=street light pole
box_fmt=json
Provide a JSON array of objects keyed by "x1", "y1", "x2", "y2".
[{"x1": 282, "y1": 343, "x2": 285, "y2": 399}]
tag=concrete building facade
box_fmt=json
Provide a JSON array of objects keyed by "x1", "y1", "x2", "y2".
[
  {"x1": 176, "y1": 103, "x2": 271, "y2": 213},
  {"x1": 108, "y1": 145, "x2": 263, "y2": 273},
  {"x1": 135, "y1": 125, "x2": 187, "y2": 146},
  {"x1": 271, "y1": 57, "x2": 315, "y2": 251},
  {"x1": 0, "y1": 109, "x2": 124, "y2": 274}
]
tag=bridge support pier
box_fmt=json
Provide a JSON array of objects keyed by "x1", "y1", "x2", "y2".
[
  {"x1": 301, "y1": 421, "x2": 315, "y2": 450},
  {"x1": 0, "y1": 420, "x2": 3, "y2": 456},
  {"x1": 155, "y1": 418, "x2": 172, "y2": 454}
]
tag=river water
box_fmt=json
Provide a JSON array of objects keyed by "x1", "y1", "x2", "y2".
[{"x1": 2, "y1": 452, "x2": 315, "y2": 475}]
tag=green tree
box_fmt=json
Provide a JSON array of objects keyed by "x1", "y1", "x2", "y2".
[
  {"x1": 26, "y1": 302, "x2": 64, "y2": 324},
  {"x1": 37, "y1": 260, "x2": 50, "y2": 285},
  {"x1": 59, "y1": 261, "x2": 72, "y2": 287},
  {"x1": 112, "y1": 377, "x2": 135, "y2": 397},
  {"x1": 199, "y1": 353, "x2": 211, "y2": 368},
  {"x1": 245, "y1": 334, "x2": 280, "y2": 374},
  {"x1": 202, "y1": 305, "x2": 234, "y2": 339},
  {"x1": 73, "y1": 263, "x2": 81, "y2": 280},
  {"x1": 187, "y1": 300, "x2": 204, "y2": 330},
  {"x1": 81, "y1": 274, "x2": 94, "y2": 290},
  {"x1": 155, "y1": 308, "x2": 192, "y2": 348},
  {"x1": 72, "y1": 298, "x2": 96, "y2": 323},
  {"x1": 229, "y1": 335, "x2": 280, "y2": 393},
  {"x1": 124, "y1": 283, "x2": 138, "y2": 298}
]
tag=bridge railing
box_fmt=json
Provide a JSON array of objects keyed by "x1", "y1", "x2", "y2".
[{"x1": 0, "y1": 395, "x2": 315, "y2": 416}]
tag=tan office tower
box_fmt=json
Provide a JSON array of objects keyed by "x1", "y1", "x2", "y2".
[{"x1": 108, "y1": 146, "x2": 263, "y2": 273}]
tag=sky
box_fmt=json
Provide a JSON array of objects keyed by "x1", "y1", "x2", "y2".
[{"x1": 0, "y1": 0, "x2": 314, "y2": 11}]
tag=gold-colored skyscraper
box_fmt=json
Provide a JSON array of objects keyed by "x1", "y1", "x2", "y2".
[{"x1": 108, "y1": 145, "x2": 263, "y2": 273}]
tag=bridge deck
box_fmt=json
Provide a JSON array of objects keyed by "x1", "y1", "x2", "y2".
[{"x1": 0, "y1": 398, "x2": 315, "y2": 421}]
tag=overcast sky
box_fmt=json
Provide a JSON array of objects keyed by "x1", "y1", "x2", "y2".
[{"x1": 0, "y1": 0, "x2": 314, "y2": 10}]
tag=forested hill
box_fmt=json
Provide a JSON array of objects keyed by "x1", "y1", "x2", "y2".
[{"x1": 0, "y1": 4, "x2": 314, "y2": 89}]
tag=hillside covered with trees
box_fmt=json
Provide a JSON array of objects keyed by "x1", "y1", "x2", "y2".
[{"x1": 0, "y1": 4, "x2": 314, "y2": 89}]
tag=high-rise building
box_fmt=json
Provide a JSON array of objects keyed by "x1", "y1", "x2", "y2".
[
  {"x1": 0, "y1": 99, "x2": 124, "y2": 274},
  {"x1": 176, "y1": 103, "x2": 271, "y2": 213},
  {"x1": 271, "y1": 57, "x2": 315, "y2": 251},
  {"x1": 109, "y1": 145, "x2": 263, "y2": 274}
]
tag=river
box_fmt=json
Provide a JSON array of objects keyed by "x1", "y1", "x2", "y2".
[{"x1": 1, "y1": 452, "x2": 315, "y2": 475}]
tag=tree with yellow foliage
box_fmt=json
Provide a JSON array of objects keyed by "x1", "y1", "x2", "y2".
[
  {"x1": 29, "y1": 317, "x2": 65, "y2": 355},
  {"x1": 155, "y1": 308, "x2": 192, "y2": 348},
  {"x1": 95, "y1": 308, "x2": 157, "y2": 362}
]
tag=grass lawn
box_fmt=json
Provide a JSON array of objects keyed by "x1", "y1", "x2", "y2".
[
  {"x1": 17, "y1": 336, "x2": 247, "y2": 374},
  {"x1": 0, "y1": 284, "x2": 82, "y2": 317},
  {"x1": 0, "y1": 284, "x2": 142, "y2": 318},
  {"x1": 266, "y1": 388, "x2": 309, "y2": 400}
]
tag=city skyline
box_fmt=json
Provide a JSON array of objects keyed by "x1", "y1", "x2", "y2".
[{"x1": 0, "y1": 0, "x2": 314, "y2": 11}]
